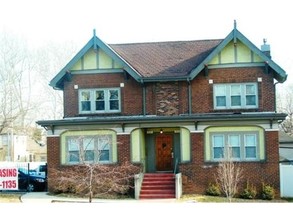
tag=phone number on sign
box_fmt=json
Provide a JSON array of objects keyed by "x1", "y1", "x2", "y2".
[{"x1": 0, "y1": 180, "x2": 17, "y2": 189}]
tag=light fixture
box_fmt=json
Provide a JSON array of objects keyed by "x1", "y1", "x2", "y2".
[{"x1": 160, "y1": 129, "x2": 163, "y2": 134}]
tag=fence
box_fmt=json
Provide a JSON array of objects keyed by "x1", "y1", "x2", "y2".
[{"x1": 280, "y1": 164, "x2": 293, "y2": 198}]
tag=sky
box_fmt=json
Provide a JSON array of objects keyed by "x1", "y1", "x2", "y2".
[{"x1": 1, "y1": 0, "x2": 292, "y2": 90}]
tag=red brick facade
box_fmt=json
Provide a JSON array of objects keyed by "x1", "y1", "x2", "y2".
[
  {"x1": 40, "y1": 30, "x2": 286, "y2": 199},
  {"x1": 179, "y1": 131, "x2": 280, "y2": 198}
]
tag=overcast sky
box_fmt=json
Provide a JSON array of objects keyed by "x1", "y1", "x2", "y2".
[{"x1": 1, "y1": 0, "x2": 292, "y2": 89}]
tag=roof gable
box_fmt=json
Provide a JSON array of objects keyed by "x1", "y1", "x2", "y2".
[
  {"x1": 50, "y1": 25, "x2": 287, "y2": 89},
  {"x1": 50, "y1": 31, "x2": 141, "y2": 89},
  {"x1": 189, "y1": 26, "x2": 287, "y2": 83}
]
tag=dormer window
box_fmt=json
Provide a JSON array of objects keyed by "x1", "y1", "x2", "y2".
[
  {"x1": 213, "y1": 83, "x2": 258, "y2": 110},
  {"x1": 79, "y1": 88, "x2": 121, "y2": 114}
]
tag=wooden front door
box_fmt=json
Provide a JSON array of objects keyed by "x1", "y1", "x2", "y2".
[{"x1": 156, "y1": 134, "x2": 173, "y2": 171}]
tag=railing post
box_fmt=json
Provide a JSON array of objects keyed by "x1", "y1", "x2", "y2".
[
  {"x1": 134, "y1": 173, "x2": 144, "y2": 200},
  {"x1": 175, "y1": 173, "x2": 182, "y2": 199}
]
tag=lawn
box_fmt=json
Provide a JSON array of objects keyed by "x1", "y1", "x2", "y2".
[
  {"x1": 0, "y1": 192, "x2": 24, "y2": 203},
  {"x1": 180, "y1": 194, "x2": 291, "y2": 203},
  {"x1": 1, "y1": 192, "x2": 292, "y2": 203}
]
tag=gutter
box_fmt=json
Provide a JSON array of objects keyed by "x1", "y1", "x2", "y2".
[{"x1": 36, "y1": 112, "x2": 287, "y2": 127}]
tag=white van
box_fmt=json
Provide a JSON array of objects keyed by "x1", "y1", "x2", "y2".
[{"x1": 34, "y1": 164, "x2": 47, "y2": 178}]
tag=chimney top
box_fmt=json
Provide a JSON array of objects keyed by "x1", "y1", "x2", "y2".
[{"x1": 261, "y1": 38, "x2": 271, "y2": 58}]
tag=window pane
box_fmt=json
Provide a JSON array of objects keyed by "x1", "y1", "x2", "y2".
[
  {"x1": 231, "y1": 85, "x2": 241, "y2": 95},
  {"x1": 213, "y1": 135, "x2": 224, "y2": 159},
  {"x1": 99, "y1": 150, "x2": 110, "y2": 161},
  {"x1": 215, "y1": 85, "x2": 226, "y2": 107},
  {"x1": 83, "y1": 138, "x2": 94, "y2": 150},
  {"x1": 229, "y1": 135, "x2": 239, "y2": 146},
  {"x1": 246, "y1": 85, "x2": 256, "y2": 95},
  {"x1": 85, "y1": 150, "x2": 94, "y2": 161},
  {"x1": 98, "y1": 136, "x2": 110, "y2": 150},
  {"x1": 229, "y1": 135, "x2": 240, "y2": 158},
  {"x1": 245, "y1": 135, "x2": 256, "y2": 158},
  {"x1": 68, "y1": 138, "x2": 79, "y2": 151},
  {"x1": 215, "y1": 85, "x2": 226, "y2": 95},
  {"x1": 214, "y1": 147, "x2": 223, "y2": 158},
  {"x1": 245, "y1": 135, "x2": 256, "y2": 145},
  {"x1": 246, "y1": 85, "x2": 256, "y2": 106},
  {"x1": 245, "y1": 147, "x2": 256, "y2": 158},
  {"x1": 81, "y1": 91, "x2": 91, "y2": 111},
  {"x1": 246, "y1": 95, "x2": 256, "y2": 105},
  {"x1": 96, "y1": 101, "x2": 105, "y2": 110},
  {"x1": 216, "y1": 96, "x2": 226, "y2": 107},
  {"x1": 69, "y1": 152, "x2": 79, "y2": 162},
  {"x1": 110, "y1": 100, "x2": 119, "y2": 110},
  {"x1": 95, "y1": 91, "x2": 105, "y2": 111},
  {"x1": 109, "y1": 90, "x2": 118, "y2": 100},
  {"x1": 231, "y1": 96, "x2": 241, "y2": 106},
  {"x1": 214, "y1": 135, "x2": 224, "y2": 147},
  {"x1": 96, "y1": 91, "x2": 104, "y2": 100},
  {"x1": 231, "y1": 147, "x2": 240, "y2": 158}
]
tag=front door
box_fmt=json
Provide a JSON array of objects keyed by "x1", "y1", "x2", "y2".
[{"x1": 155, "y1": 134, "x2": 173, "y2": 171}]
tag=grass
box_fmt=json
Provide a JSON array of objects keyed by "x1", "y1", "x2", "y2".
[
  {"x1": 0, "y1": 192, "x2": 25, "y2": 203},
  {"x1": 180, "y1": 194, "x2": 291, "y2": 203},
  {"x1": 1, "y1": 192, "x2": 292, "y2": 203}
]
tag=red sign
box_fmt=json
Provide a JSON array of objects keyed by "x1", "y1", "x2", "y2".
[{"x1": 0, "y1": 167, "x2": 18, "y2": 190}]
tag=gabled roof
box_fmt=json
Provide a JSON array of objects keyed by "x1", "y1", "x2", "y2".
[
  {"x1": 189, "y1": 26, "x2": 287, "y2": 82},
  {"x1": 50, "y1": 31, "x2": 142, "y2": 89},
  {"x1": 50, "y1": 25, "x2": 287, "y2": 90},
  {"x1": 111, "y1": 40, "x2": 221, "y2": 79}
]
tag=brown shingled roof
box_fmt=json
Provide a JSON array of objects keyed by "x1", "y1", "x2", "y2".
[{"x1": 110, "y1": 39, "x2": 222, "y2": 78}]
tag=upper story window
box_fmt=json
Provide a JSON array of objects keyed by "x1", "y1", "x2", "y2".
[
  {"x1": 79, "y1": 88, "x2": 121, "y2": 114},
  {"x1": 213, "y1": 83, "x2": 258, "y2": 110}
]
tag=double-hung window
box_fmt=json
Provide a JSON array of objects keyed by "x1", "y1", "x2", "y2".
[
  {"x1": 211, "y1": 132, "x2": 258, "y2": 161},
  {"x1": 79, "y1": 88, "x2": 120, "y2": 114},
  {"x1": 214, "y1": 83, "x2": 258, "y2": 109},
  {"x1": 66, "y1": 135, "x2": 112, "y2": 163}
]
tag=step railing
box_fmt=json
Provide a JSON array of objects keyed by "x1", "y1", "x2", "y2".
[
  {"x1": 134, "y1": 172, "x2": 144, "y2": 199},
  {"x1": 175, "y1": 172, "x2": 182, "y2": 199}
]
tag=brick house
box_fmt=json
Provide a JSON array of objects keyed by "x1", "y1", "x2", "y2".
[{"x1": 37, "y1": 22, "x2": 287, "y2": 199}]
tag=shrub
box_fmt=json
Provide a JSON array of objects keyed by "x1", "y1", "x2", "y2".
[
  {"x1": 241, "y1": 182, "x2": 257, "y2": 199},
  {"x1": 261, "y1": 183, "x2": 275, "y2": 200},
  {"x1": 206, "y1": 183, "x2": 221, "y2": 196}
]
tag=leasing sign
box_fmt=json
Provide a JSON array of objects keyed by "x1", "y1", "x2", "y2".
[{"x1": 0, "y1": 166, "x2": 18, "y2": 190}]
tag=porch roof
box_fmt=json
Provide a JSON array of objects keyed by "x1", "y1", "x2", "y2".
[{"x1": 37, "y1": 112, "x2": 287, "y2": 127}]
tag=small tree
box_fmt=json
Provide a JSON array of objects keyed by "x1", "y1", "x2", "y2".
[
  {"x1": 215, "y1": 146, "x2": 243, "y2": 202},
  {"x1": 49, "y1": 135, "x2": 140, "y2": 202}
]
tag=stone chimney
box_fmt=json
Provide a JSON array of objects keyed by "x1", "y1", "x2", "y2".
[{"x1": 261, "y1": 38, "x2": 271, "y2": 58}]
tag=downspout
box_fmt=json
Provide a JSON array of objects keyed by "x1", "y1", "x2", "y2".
[
  {"x1": 188, "y1": 78, "x2": 192, "y2": 115},
  {"x1": 274, "y1": 81, "x2": 279, "y2": 112},
  {"x1": 142, "y1": 80, "x2": 146, "y2": 116}
]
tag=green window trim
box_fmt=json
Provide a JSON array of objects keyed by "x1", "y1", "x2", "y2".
[
  {"x1": 181, "y1": 128, "x2": 191, "y2": 162},
  {"x1": 205, "y1": 126, "x2": 265, "y2": 162}
]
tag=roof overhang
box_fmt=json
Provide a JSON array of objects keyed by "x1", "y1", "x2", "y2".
[{"x1": 37, "y1": 112, "x2": 287, "y2": 128}]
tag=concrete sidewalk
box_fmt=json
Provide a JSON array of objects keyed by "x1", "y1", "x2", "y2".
[{"x1": 20, "y1": 192, "x2": 179, "y2": 203}]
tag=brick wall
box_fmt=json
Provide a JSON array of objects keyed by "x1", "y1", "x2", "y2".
[
  {"x1": 46, "y1": 136, "x2": 60, "y2": 192},
  {"x1": 62, "y1": 66, "x2": 275, "y2": 117},
  {"x1": 179, "y1": 131, "x2": 280, "y2": 198},
  {"x1": 63, "y1": 73, "x2": 143, "y2": 117}
]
